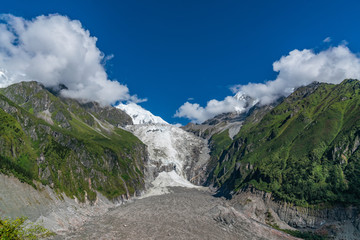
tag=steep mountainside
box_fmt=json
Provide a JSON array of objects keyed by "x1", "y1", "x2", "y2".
[
  {"x1": 0, "y1": 81, "x2": 147, "y2": 202},
  {"x1": 207, "y1": 79, "x2": 360, "y2": 206},
  {"x1": 183, "y1": 102, "x2": 280, "y2": 190}
]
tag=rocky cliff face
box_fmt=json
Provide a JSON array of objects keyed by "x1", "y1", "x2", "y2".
[
  {"x1": 232, "y1": 186, "x2": 360, "y2": 239},
  {"x1": 182, "y1": 102, "x2": 279, "y2": 190},
  {"x1": 182, "y1": 112, "x2": 247, "y2": 140}
]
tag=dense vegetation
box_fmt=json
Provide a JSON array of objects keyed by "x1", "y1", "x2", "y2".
[
  {"x1": 0, "y1": 81, "x2": 147, "y2": 202},
  {"x1": 211, "y1": 79, "x2": 360, "y2": 206},
  {"x1": 0, "y1": 216, "x2": 54, "y2": 239}
]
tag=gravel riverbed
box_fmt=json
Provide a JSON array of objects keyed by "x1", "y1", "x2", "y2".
[{"x1": 53, "y1": 187, "x2": 298, "y2": 240}]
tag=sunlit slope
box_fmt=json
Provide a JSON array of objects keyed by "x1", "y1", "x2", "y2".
[
  {"x1": 0, "y1": 81, "x2": 147, "y2": 202},
  {"x1": 211, "y1": 79, "x2": 360, "y2": 205}
]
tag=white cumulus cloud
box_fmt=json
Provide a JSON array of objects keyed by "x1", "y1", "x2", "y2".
[
  {"x1": 175, "y1": 44, "x2": 360, "y2": 123},
  {"x1": 0, "y1": 14, "x2": 141, "y2": 105},
  {"x1": 174, "y1": 95, "x2": 249, "y2": 123}
]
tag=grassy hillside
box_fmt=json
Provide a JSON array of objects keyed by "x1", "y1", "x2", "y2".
[
  {"x1": 210, "y1": 79, "x2": 360, "y2": 206},
  {"x1": 0, "y1": 81, "x2": 147, "y2": 202}
]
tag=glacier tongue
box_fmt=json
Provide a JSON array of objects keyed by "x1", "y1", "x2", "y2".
[{"x1": 125, "y1": 124, "x2": 209, "y2": 197}]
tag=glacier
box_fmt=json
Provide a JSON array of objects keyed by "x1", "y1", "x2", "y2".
[
  {"x1": 125, "y1": 123, "x2": 209, "y2": 197},
  {"x1": 118, "y1": 101, "x2": 209, "y2": 197},
  {"x1": 116, "y1": 102, "x2": 168, "y2": 125}
]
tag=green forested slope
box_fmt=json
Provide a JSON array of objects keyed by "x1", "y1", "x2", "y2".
[
  {"x1": 211, "y1": 79, "x2": 360, "y2": 205},
  {"x1": 0, "y1": 81, "x2": 147, "y2": 202}
]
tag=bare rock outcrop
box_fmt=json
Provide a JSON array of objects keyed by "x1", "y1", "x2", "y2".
[{"x1": 232, "y1": 186, "x2": 360, "y2": 240}]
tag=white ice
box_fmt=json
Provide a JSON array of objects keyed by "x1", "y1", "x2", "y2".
[{"x1": 126, "y1": 124, "x2": 208, "y2": 198}]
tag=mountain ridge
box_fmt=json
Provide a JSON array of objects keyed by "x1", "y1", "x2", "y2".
[
  {"x1": 199, "y1": 79, "x2": 360, "y2": 206},
  {"x1": 0, "y1": 81, "x2": 147, "y2": 202}
]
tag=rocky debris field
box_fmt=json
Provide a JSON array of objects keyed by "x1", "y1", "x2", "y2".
[{"x1": 53, "y1": 187, "x2": 298, "y2": 240}]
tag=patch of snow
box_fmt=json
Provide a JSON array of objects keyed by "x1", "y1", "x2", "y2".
[
  {"x1": 228, "y1": 123, "x2": 243, "y2": 139},
  {"x1": 89, "y1": 113, "x2": 114, "y2": 133},
  {"x1": 36, "y1": 109, "x2": 54, "y2": 125},
  {"x1": 116, "y1": 102, "x2": 168, "y2": 125}
]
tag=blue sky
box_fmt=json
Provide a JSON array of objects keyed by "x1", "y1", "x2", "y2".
[{"x1": 1, "y1": 0, "x2": 360, "y2": 124}]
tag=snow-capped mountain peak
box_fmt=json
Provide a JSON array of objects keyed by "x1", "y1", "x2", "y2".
[
  {"x1": 116, "y1": 102, "x2": 168, "y2": 125},
  {"x1": 234, "y1": 91, "x2": 259, "y2": 111}
]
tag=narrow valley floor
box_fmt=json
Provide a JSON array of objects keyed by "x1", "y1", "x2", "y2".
[{"x1": 52, "y1": 187, "x2": 298, "y2": 240}]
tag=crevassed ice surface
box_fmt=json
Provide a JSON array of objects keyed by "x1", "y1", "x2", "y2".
[{"x1": 126, "y1": 124, "x2": 207, "y2": 197}]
